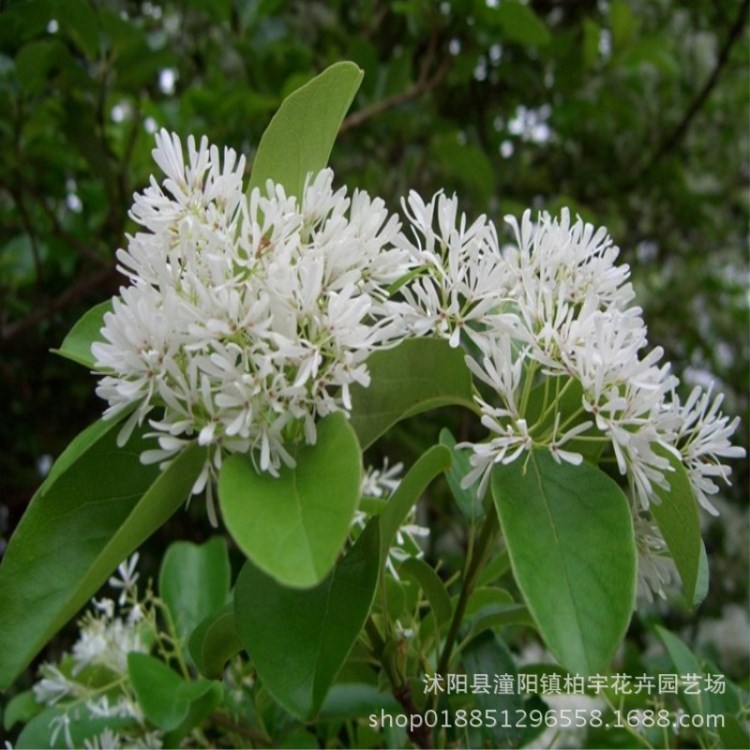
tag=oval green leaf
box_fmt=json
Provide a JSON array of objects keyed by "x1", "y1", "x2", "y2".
[
  {"x1": 234, "y1": 521, "x2": 380, "y2": 719},
  {"x1": 159, "y1": 537, "x2": 231, "y2": 644},
  {"x1": 248, "y1": 61, "x2": 363, "y2": 199},
  {"x1": 128, "y1": 653, "x2": 190, "y2": 731},
  {"x1": 349, "y1": 338, "x2": 475, "y2": 450},
  {"x1": 188, "y1": 602, "x2": 244, "y2": 679},
  {"x1": 0, "y1": 421, "x2": 204, "y2": 689},
  {"x1": 219, "y1": 412, "x2": 361, "y2": 588},
  {"x1": 492, "y1": 449, "x2": 636, "y2": 675}
]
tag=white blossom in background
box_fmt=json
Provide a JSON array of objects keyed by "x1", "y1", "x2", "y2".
[
  {"x1": 354, "y1": 460, "x2": 429, "y2": 578},
  {"x1": 695, "y1": 603, "x2": 750, "y2": 671},
  {"x1": 31, "y1": 556, "x2": 163, "y2": 749},
  {"x1": 93, "y1": 131, "x2": 412, "y2": 521}
]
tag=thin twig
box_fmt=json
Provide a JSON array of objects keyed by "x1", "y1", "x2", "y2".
[
  {"x1": 366, "y1": 617, "x2": 433, "y2": 748},
  {"x1": 340, "y1": 31, "x2": 450, "y2": 133},
  {"x1": 437, "y1": 509, "x2": 498, "y2": 678},
  {"x1": 0, "y1": 265, "x2": 117, "y2": 346},
  {"x1": 628, "y1": 0, "x2": 749, "y2": 185}
]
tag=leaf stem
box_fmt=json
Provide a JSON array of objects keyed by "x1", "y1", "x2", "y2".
[
  {"x1": 437, "y1": 507, "x2": 498, "y2": 678},
  {"x1": 365, "y1": 617, "x2": 432, "y2": 749}
]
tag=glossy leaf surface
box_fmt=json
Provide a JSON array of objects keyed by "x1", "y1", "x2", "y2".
[
  {"x1": 492, "y1": 449, "x2": 635, "y2": 675},
  {"x1": 159, "y1": 537, "x2": 231, "y2": 643},
  {"x1": 234, "y1": 522, "x2": 380, "y2": 719},
  {"x1": 219, "y1": 412, "x2": 361, "y2": 588},
  {"x1": 247, "y1": 61, "x2": 363, "y2": 198},
  {"x1": 0, "y1": 422, "x2": 203, "y2": 689},
  {"x1": 349, "y1": 338, "x2": 475, "y2": 450}
]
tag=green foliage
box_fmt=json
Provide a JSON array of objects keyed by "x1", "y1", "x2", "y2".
[
  {"x1": 0, "y1": 2, "x2": 747, "y2": 748},
  {"x1": 55, "y1": 299, "x2": 111, "y2": 368},
  {"x1": 247, "y1": 61, "x2": 363, "y2": 198},
  {"x1": 234, "y1": 521, "x2": 380, "y2": 719},
  {"x1": 349, "y1": 338, "x2": 475, "y2": 449},
  {"x1": 219, "y1": 412, "x2": 361, "y2": 588},
  {"x1": 377, "y1": 443, "x2": 451, "y2": 560},
  {"x1": 16, "y1": 708, "x2": 136, "y2": 749},
  {"x1": 398, "y1": 557, "x2": 452, "y2": 627},
  {"x1": 0, "y1": 420, "x2": 203, "y2": 688},
  {"x1": 188, "y1": 603, "x2": 243, "y2": 680},
  {"x1": 128, "y1": 654, "x2": 221, "y2": 733},
  {"x1": 650, "y1": 445, "x2": 703, "y2": 605},
  {"x1": 492, "y1": 449, "x2": 636, "y2": 675},
  {"x1": 158, "y1": 537, "x2": 231, "y2": 643}
]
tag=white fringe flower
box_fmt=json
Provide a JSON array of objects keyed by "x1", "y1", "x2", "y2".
[{"x1": 93, "y1": 131, "x2": 411, "y2": 520}]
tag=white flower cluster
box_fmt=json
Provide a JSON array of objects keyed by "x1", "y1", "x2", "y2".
[
  {"x1": 94, "y1": 130, "x2": 410, "y2": 518},
  {"x1": 397, "y1": 198, "x2": 744, "y2": 601},
  {"x1": 91, "y1": 130, "x2": 744, "y2": 602},
  {"x1": 31, "y1": 556, "x2": 162, "y2": 750}
]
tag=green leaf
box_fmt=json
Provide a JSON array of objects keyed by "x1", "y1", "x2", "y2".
[
  {"x1": 650, "y1": 445, "x2": 702, "y2": 606},
  {"x1": 378, "y1": 443, "x2": 451, "y2": 562},
  {"x1": 429, "y1": 134, "x2": 495, "y2": 204},
  {"x1": 159, "y1": 537, "x2": 231, "y2": 643},
  {"x1": 610, "y1": 0, "x2": 638, "y2": 51},
  {"x1": 188, "y1": 602, "x2": 244, "y2": 679},
  {"x1": 128, "y1": 653, "x2": 221, "y2": 736},
  {"x1": 234, "y1": 521, "x2": 380, "y2": 719},
  {"x1": 583, "y1": 19, "x2": 601, "y2": 68},
  {"x1": 57, "y1": 0, "x2": 100, "y2": 58},
  {"x1": 16, "y1": 708, "x2": 135, "y2": 749},
  {"x1": 492, "y1": 449, "x2": 636, "y2": 675},
  {"x1": 15, "y1": 39, "x2": 70, "y2": 94},
  {"x1": 476, "y1": 550, "x2": 511, "y2": 587},
  {"x1": 493, "y1": 0, "x2": 551, "y2": 47},
  {"x1": 248, "y1": 61, "x2": 363, "y2": 199},
  {"x1": 440, "y1": 428, "x2": 483, "y2": 521},
  {"x1": 462, "y1": 632, "x2": 525, "y2": 747},
  {"x1": 349, "y1": 338, "x2": 475, "y2": 450},
  {"x1": 464, "y1": 586, "x2": 515, "y2": 617},
  {"x1": 466, "y1": 604, "x2": 534, "y2": 641},
  {"x1": 129, "y1": 653, "x2": 190, "y2": 731},
  {"x1": 41, "y1": 412, "x2": 130, "y2": 490},
  {"x1": 0, "y1": 422, "x2": 204, "y2": 689},
  {"x1": 654, "y1": 627, "x2": 741, "y2": 717},
  {"x1": 718, "y1": 714, "x2": 750, "y2": 750},
  {"x1": 398, "y1": 557, "x2": 452, "y2": 626},
  {"x1": 692, "y1": 541, "x2": 709, "y2": 609},
  {"x1": 54, "y1": 299, "x2": 112, "y2": 369},
  {"x1": 219, "y1": 412, "x2": 361, "y2": 588},
  {"x1": 3, "y1": 690, "x2": 43, "y2": 731},
  {"x1": 319, "y1": 683, "x2": 400, "y2": 719}
]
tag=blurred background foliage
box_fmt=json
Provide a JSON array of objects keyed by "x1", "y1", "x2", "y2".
[{"x1": 0, "y1": 0, "x2": 747, "y2": 722}]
